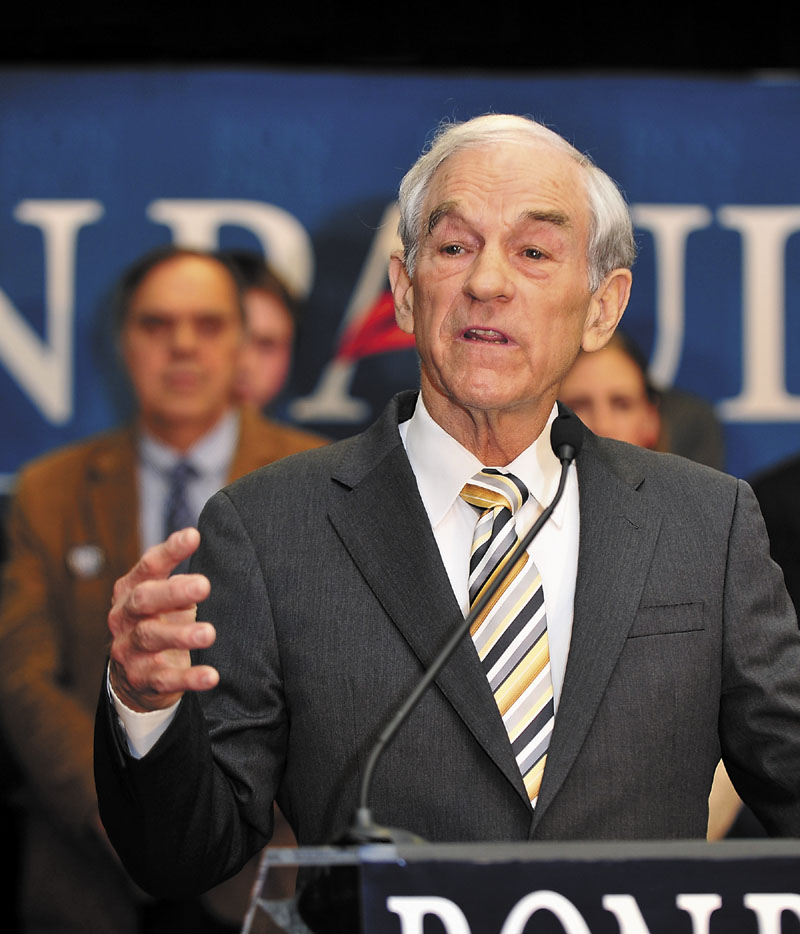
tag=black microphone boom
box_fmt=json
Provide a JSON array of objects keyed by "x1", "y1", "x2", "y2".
[{"x1": 351, "y1": 410, "x2": 583, "y2": 841}]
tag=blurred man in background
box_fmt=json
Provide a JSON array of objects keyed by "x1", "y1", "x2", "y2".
[{"x1": 0, "y1": 246, "x2": 323, "y2": 933}]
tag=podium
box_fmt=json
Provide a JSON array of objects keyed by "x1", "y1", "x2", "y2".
[{"x1": 244, "y1": 839, "x2": 800, "y2": 933}]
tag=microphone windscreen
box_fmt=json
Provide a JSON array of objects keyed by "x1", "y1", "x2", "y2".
[{"x1": 550, "y1": 413, "x2": 583, "y2": 461}]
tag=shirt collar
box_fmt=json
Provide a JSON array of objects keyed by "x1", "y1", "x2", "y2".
[
  {"x1": 138, "y1": 409, "x2": 240, "y2": 478},
  {"x1": 401, "y1": 395, "x2": 565, "y2": 529}
]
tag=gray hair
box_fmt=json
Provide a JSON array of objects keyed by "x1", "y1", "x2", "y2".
[{"x1": 397, "y1": 114, "x2": 636, "y2": 292}]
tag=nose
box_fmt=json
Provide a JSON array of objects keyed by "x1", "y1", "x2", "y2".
[
  {"x1": 170, "y1": 318, "x2": 198, "y2": 354},
  {"x1": 463, "y1": 245, "x2": 515, "y2": 303}
]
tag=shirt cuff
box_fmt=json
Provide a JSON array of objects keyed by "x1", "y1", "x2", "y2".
[{"x1": 106, "y1": 664, "x2": 180, "y2": 759}]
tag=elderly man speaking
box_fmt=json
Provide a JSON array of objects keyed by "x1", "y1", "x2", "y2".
[{"x1": 95, "y1": 115, "x2": 800, "y2": 899}]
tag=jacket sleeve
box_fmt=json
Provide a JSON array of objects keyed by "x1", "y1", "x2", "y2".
[
  {"x1": 95, "y1": 487, "x2": 281, "y2": 897},
  {"x1": 719, "y1": 478, "x2": 800, "y2": 834},
  {"x1": 0, "y1": 467, "x2": 100, "y2": 835}
]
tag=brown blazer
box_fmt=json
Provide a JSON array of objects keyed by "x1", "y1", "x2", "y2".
[{"x1": 0, "y1": 406, "x2": 324, "y2": 928}]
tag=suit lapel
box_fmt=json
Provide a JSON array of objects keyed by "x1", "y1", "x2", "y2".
[
  {"x1": 327, "y1": 394, "x2": 530, "y2": 804},
  {"x1": 532, "y1": 431, "x2": 663, "y2": 830}
]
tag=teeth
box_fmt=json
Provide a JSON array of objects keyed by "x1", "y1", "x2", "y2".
[{"x1": 465, "y1": 328, "x2": 507, "y2": 343}]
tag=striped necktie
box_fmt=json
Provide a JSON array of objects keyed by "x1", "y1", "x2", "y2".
[{"x1": 460, "y1": 468, "x2": 554, "y2": 807}]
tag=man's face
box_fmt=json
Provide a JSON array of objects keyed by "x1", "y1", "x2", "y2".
[
  {"x1": 559, "y1": 344, "x2": 661, "y2": 449},
  {"x1": 121, "y1": 255, "x2": 243, "y2": 448},
  {"x1": 233, "y1": 287, "x2": 295, "y2": 409},
  {"x1": 391, "y1": 143, "x2": 630, "y2": 434}
]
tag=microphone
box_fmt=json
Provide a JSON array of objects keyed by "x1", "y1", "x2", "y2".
[
  {"x1": 351, "y1": 410, "x2": 583, "y2": 841},
  {"x1": 297, "y1": 412, "x2": 583, "y2": 933},
  {"x1": 550, "y1": 411, "x2": 583, "y2": 464}
]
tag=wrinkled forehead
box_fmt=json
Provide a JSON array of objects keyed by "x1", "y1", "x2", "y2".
[{"x1": 423, "y1": 140, "x2": 591, "y2": 234}]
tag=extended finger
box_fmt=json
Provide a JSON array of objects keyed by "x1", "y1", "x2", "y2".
[
  {"x1": 125, "y1": 528, "x2": 201, "y2": 589},
  {"x1": 124, "y1": 573, "x2": 211, "y2": 618},
  {"x1": 148, "y1": 663, "x2": 220, "y2": 695},
  {"x1": 129, "y1": 618, "x2": 216, "y2": 654}
]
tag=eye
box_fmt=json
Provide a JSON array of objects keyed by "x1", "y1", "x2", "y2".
[
  {"x1": 135, "y1": 315, "x2": 171, "y2": 336},
  {"x1": 440, "y1": 243, "x2": 465, "y2": 256},
  {"x1": 523, "y1": 247, "x2": 545, "y2": 260},
  {"x1": 195, "y1": 316, "x2": 227, "y2": 337}
]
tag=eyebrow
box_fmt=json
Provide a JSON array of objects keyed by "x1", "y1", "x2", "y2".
[
  {"x1": 521, "y1": 209, "x2": 571, "y2": 228},
  {"x1": 425, "y1": 202, "x2": 572, "y2": 237},
  {"x1": 426, "y1": 201, "x2": 459, "y2": 236}
]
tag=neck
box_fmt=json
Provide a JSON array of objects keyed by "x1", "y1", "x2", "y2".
[
  {"x1": 138, "y1": 409, "x2": 231, "y2": 454},
  {"x1": 419, "y1": 385, "x2": 554, "y2": 466}
]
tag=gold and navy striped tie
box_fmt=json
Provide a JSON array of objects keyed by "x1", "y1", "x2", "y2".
[{"x1": 460, "y1": 469, "x2": 554, "y2": 807}]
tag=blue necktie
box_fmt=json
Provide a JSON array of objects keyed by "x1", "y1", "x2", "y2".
[{"x1": 164, "y1": 460, "x2": 196, "y2": 572}]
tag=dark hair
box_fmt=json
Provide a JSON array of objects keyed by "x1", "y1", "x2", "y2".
[
  {"x1": 111, "y1": 245, "x2": 245, "y2": 333},
  {"x1": 214, "y1": 249, "x2": 301, "y2": 328}
]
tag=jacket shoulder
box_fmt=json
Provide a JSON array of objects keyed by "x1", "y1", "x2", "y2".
[
  {"x1": 248, "y1": 413, "x2": 328, "y2": 455},
  {"x1": 586, "y1": 432, "x2": 740, "y2": 502},
  {"x1": 13, "y1": 428, "x2": 134, "y2": 493}
]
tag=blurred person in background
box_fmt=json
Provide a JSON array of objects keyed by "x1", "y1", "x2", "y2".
[
  {"x1": 561, "y1": 329, "x2": 724, "y2": 470},
  {"x1": 219, "y1": 249, "x2": 301, "y2": 414},
  {"x1": 0, "y1": 245, "x2": 323, "y2": 933},
  {"x1": 558, "y1": 330, "x2": 661, "y2": 451}
]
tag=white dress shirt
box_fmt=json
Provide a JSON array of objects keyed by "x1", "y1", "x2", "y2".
[
  {"x1": 399, "y1": 395, "x2": 579, "y2": 709},
  {"x1": 115, "y1": 395, "x2": 580, "y2": 755},
  {"x1": 137, "y1": 410, "x2": 239, "y2": 550}
]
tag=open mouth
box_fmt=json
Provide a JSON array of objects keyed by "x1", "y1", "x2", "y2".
[{"x1": 463, "y1": 328, "x2": 509, "y2": 344}]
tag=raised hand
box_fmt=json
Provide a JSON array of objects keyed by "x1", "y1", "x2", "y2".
[{"x1": 107, "y1": 528, "x2": 219, "y2": 713}]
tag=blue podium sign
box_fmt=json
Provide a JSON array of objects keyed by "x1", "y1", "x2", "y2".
[{"x1": 360, "y1": 841, "x2": 800, "y2": 933}]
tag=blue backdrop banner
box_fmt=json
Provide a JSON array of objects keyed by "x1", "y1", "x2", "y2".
[{"x1": 1, "y1": 70, "x2": 799, "y2": 486}]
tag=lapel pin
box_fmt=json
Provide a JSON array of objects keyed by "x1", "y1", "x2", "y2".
[{"x1": 66, "y1": 544, "x2": 106, "y2": 579}]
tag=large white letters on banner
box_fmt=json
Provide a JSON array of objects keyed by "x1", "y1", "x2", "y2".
[
  {"x1": 384, "y1": 890, "x2": 797, "y2": 933},
  {"x1": 146, "y1": 199, "x2": 315, "y2": 300},
  {"x1": 717, "y1": 206, "x2": 800, "y2": 421},
  {"x1": 744, "y1": 893, "x2": 800, "y2": 934},
  {"x1": 631, "y1": 204, "x2": 712, "y2": 388},
  {"x1": 674, "y1": 894, "x2": 722, "y2": 933},
  {"x1": 0, "y1": 199, "x2": 103, "y2": 424},
  {"x1": 387, "y1": 895, "x2": 472, "y2": 934},
  {"x1": 2, "y1": 198, "x2": 800, "y2": 446},
  {"x1": 499, "y1": 891, "x2": 592, "y2": 934}
]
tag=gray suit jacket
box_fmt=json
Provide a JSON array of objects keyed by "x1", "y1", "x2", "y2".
[{"x1": 94, "y1": 391, "x2": 800, "y2": 897}]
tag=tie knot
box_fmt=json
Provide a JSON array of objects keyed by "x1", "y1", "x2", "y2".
[
  {"x1": 168, "y1": 460, "x2": 196, "y2": 487},
  {"x1": 460, "y1": 468, "x2": 528, "y2": 516}
]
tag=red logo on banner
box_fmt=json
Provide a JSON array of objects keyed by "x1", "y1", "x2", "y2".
[{"x1": 335, "y1": 291, "x2": 415, "y2": 362}]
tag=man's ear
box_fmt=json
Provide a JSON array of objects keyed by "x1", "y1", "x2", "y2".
[
  {"x1": 581, "y1": 268, "x2": 632, "y2": 353},
  {"x1": 389, "y1": 252, "x2": 415, "y2": 335}
]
